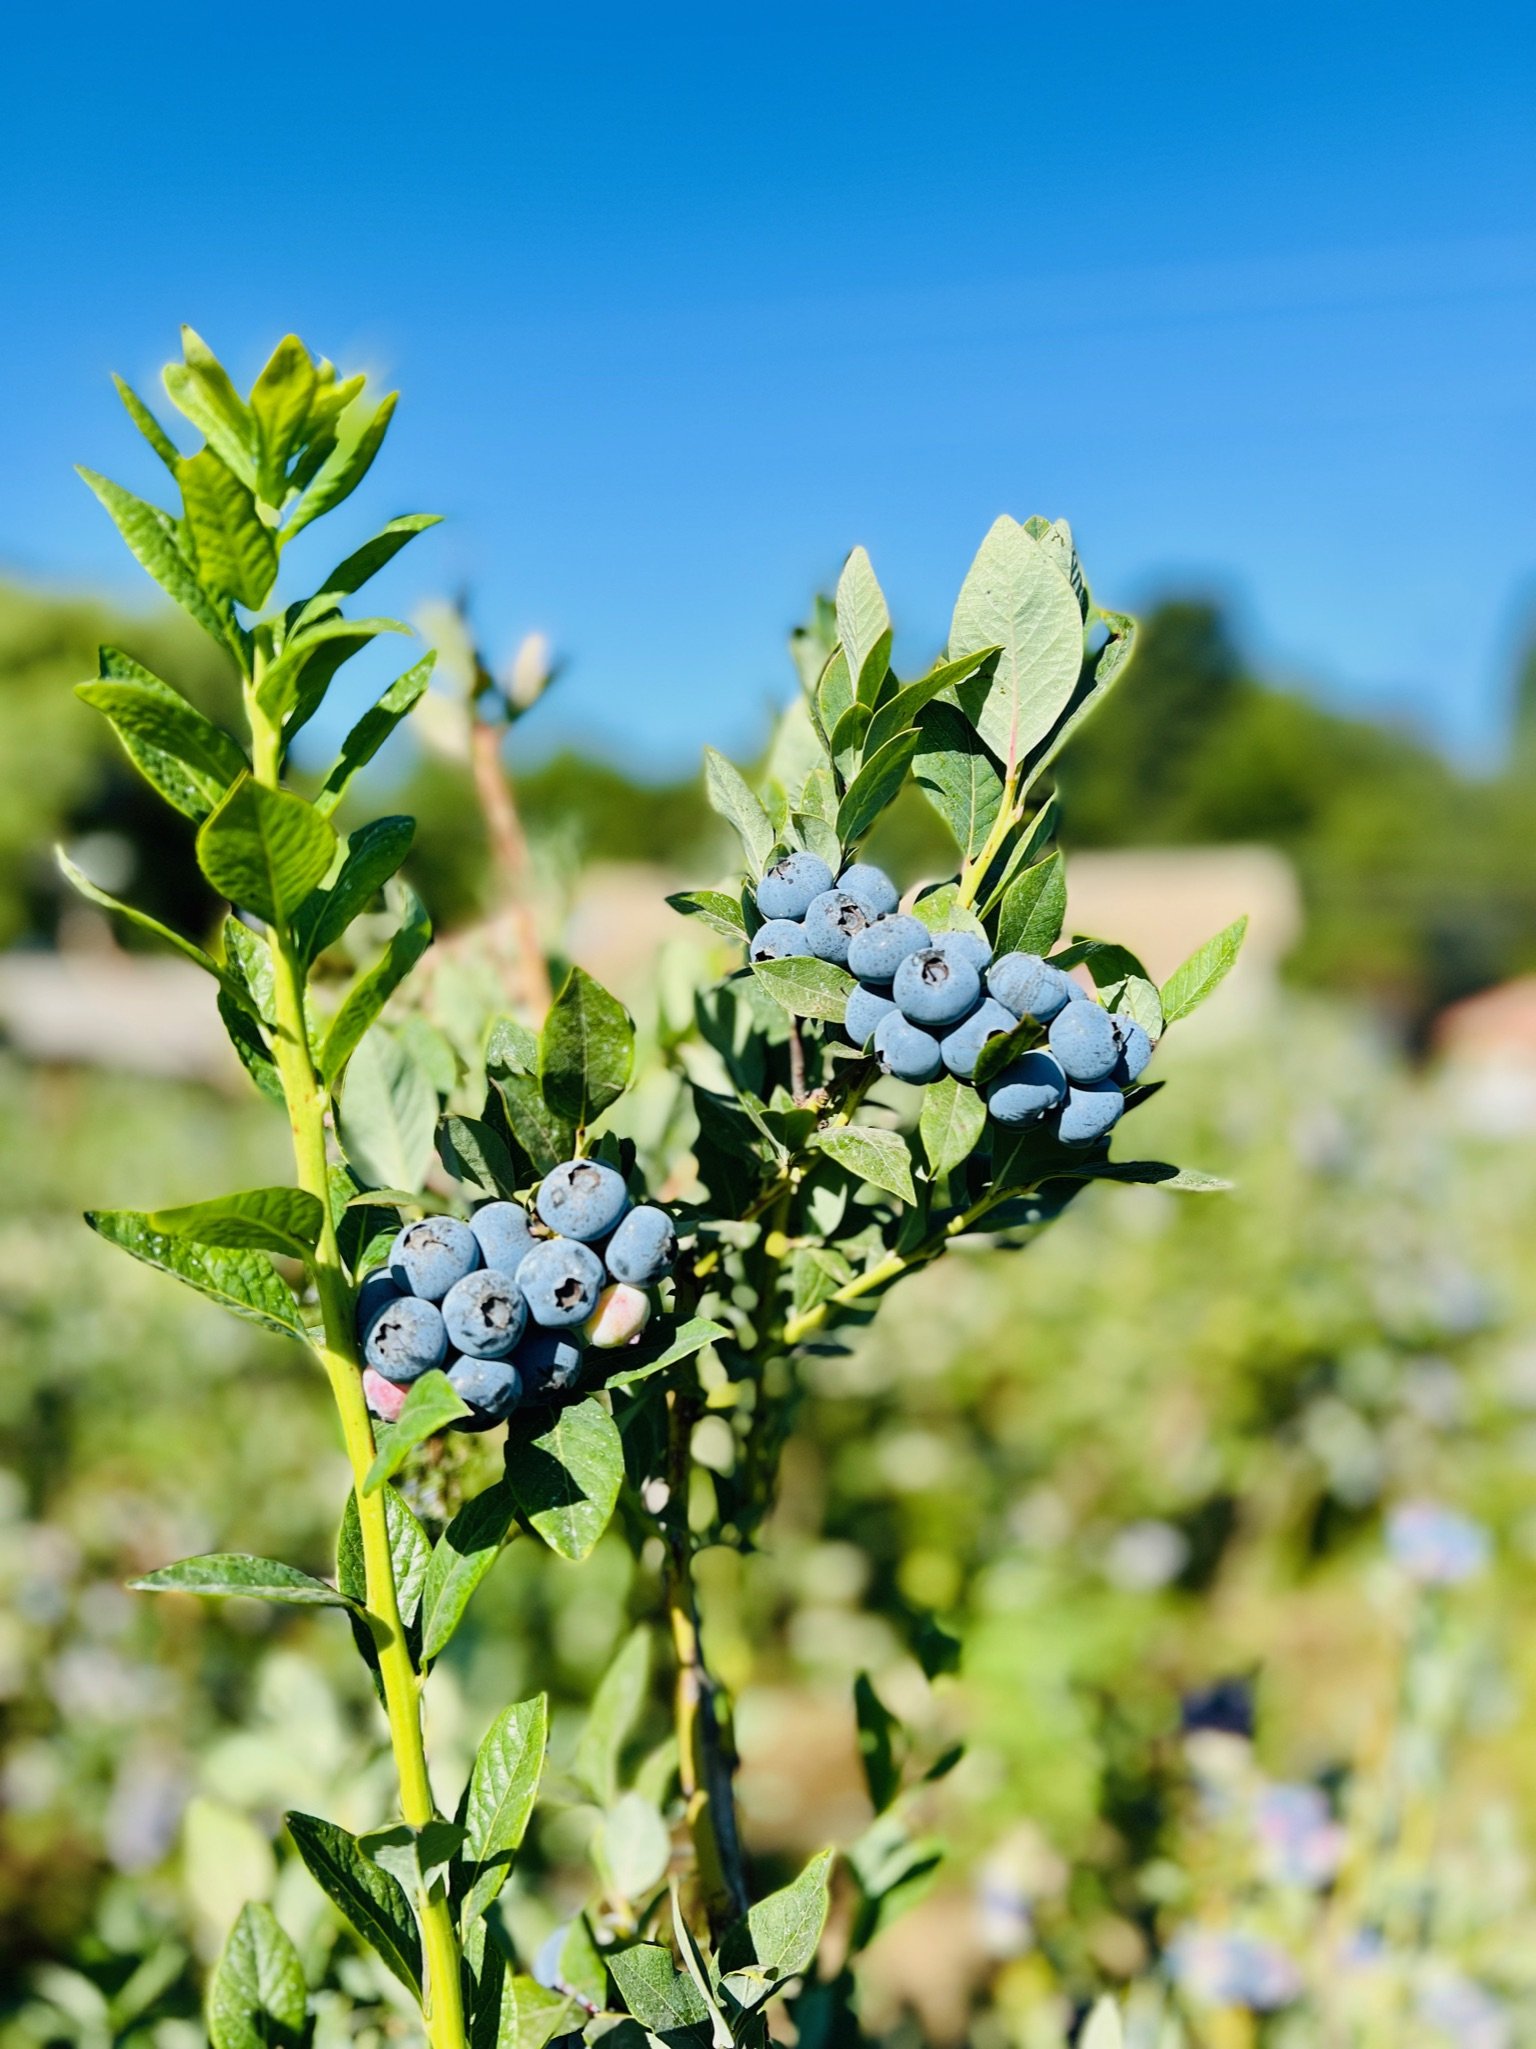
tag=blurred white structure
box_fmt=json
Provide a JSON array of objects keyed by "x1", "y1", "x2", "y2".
[{"x1": 1433, "y1": 976, "x2": 1536, "y2": 1137}]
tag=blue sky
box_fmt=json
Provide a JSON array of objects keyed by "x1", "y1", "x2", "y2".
[{"x1": 4, "y1": 4, "x2": 1534, "y2": 773}]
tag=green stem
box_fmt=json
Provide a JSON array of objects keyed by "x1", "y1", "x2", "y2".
[
  {"x1": 954, "y1": 764, "x2": 1021, "y2": 911},
  {"x1": 250, "y1": 686, "x2": 466, "y2": 2049},
  {"x1": 782, "y1": 1187, "x2": 1010, "y2": 1345}
]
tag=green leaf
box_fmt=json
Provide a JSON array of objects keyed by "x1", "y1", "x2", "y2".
[
  {"x1": 131, "y1": 1553, "x2": 352, "y2": 1606},
  {"x1": 419, "y1": 1479, "x2": 519, "y2": 1663},
  {"x1": 284, "y1": 1811, "x2": 421, "y2": 1995},
  {"x1": 85, "y1": 1208, "x2": 305, "y2": 1340},
  {"x1": 996, "y1": 853, "x2": 1066, "y2": 957},
  {"x1": 460, "y1": 1695, "x2": 549, "y2": 1925},
  {"x1": 164, "y1": 328, "x2": 259, "y2": 486},
  {"x1": 437, "y1": 1115, "x2": 519, "y2": 1200},
  {"x1": 975, "y1": 793, "x2": 1060, "y2": 919},
  {"x1": 338, "y1": 1484, "x2": 431, "y2": 1626},
  {"x1": 971, "y1": 1019, "x2": 1042, "y2": 1091},
  {"x1": 251, "y1": 336, "x2": 318, "y2": 500},
  {"x1": 473, "y1": 1963, "x2": 580, "y2": 2049},
  {"x1": 829, "y1": 702, "x2": 872, "y2": 784},
  {"x1": 491, "y1": 1069, "x2": 575, "y2": 1180},
  {"x1": 197, "y1": 775, "x2": 338, "y2": 925},
  {"x1": 861, "y1": 646, "x2": 999, "y2": 762},
  {"x1": 836, "y1": 728, "x2": 921, "y2": 845},
  {"x1": 320, "y1": 888, "x2": 433, "y2": 1089},
  {"x1": 1026, "y1": 610, "x2": 1138, "y2": 784},
  {"x1": 950, "y1": 516, "x2": 1085, "y2": 766},
  {"x1": 816, "y1": 645, "x2": 854, "y2": 736},
  {"x1": 365, "y1": 1371, "x2": 471, "y2": 1494},
  {"x1": 314, "y1": 654, "x2": 436, "y2": 819},
  {"x1": 1080, "y1": 1997, "x2": 1125, "y2": 2049},
  {"x1": 919, "y1": 1077, "x2": 987, "y2": 1180},
  {"x1": 607, "y1": 1945, "x2": 709, "y2": 2035},
  {"x1": 257, "y1": 616, "x2": 410, "y2": 728},
  {"x1": 178, "y1": 450, "x2": 278, "y2": 609},
  {"x1": 1053, "y1": 938, "x2": 1149, "y2": 986},
  {"x1": 667, "y1": 890, "x2": 747, "y2": 941},
  {"x1": 77, "y1": 651, "x2": 246, "y2": 822},
  {"x1": 337, "y1": 1028, "x2": 439, "y2": 1193},
  {"x1": 604, "y1": 1316, "x2": 729, "y2": 1392},
  {"x1": 594, "y1": 1793, "x2": 671, "y2": 1903},
  {"x1": 76, "y1": 467, "x2": 233, "y2": 651},
  {"x1": 113, "y1": 375, "x2": 181, "y2": 473},
  {"x1": 908, "y1": 884, "x2": 987, "y2": 939},
  {"x1": 294, "y1": 815, "x2": 415, "y2": 963},
  {"x1": 809, "y1": 1126, "x2": 916, "y2": 1205},
  {"x1": 854, "y1": 1674, "x2": 902, "y2": 1814},
  {"x1": 751, "y1": 956, "x2": 856, "y2": 1021},
  {"x1": 792, "y1": 1247, "x2": 853, "y2": 1316},
  {"x1": 538, "y1": 967, "x2": 634, "y2": 1129},
  {"x1": 56, "y1": 848, "x2": 258, "y2": 1014},
  {"x1": 572, "y1": 1627, "x2": 650, "y2": 1807},
  {"x1": 914, "y1": 703, "x2": 1003, "y2": 858},
  {"x1": 703, "y1": 748, "x2": 775, "y2": 876},
  {"x1": 1069, "y1": 1161, "x2": 1233, "y2": 1192},
  {"x1": 505, "y1": 1398, "x2": 624, "y2": 1561},
  {"x1": 146, "y1": 1187, "x2": 325, "y2": 1261},
  {"x1": 836, "y1": 547, "x2": 892, "y2": 705},
  {"x1": 1115, "y1": 975, "x2": 1165, "y2": 1039},
  {"x1": 208, "y1": 1902, "x2": 307, "y2": 2049},
  {"x1": 717, "y1": 1848, "x2": 834, "y2": 2005},
  {"x1": 283, "y1": 390, "x2": 399, "y2": 540},
  {"x1": 1160, "y1": 915, "x2": 1248, "y2": 1024},
  {"x1": 294, "y1": 514, "x2": 442, "y2": 628}
]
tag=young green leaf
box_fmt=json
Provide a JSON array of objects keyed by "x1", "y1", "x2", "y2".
[
  {"x1": 84, "y1": 1208, "x2": 305, "y2": 1339},
  {"x1": 537, "y1": 967, "x2": 634, "y2": 1129},
  {"x1": 284, "y1": 1812, "x2": 421, "y2": 1995},
  {"x1": 572, "y1": 1627, "x2": 650, "y2": 1808},
  {"x1": 751, "y1": 956, "x2": 855, "y2": 1021},
  {"x1": 918, "y1": 1077, "x2": 987, "y2": 1181},
  {"x1": 197, "y1": 776, "x2": 338, "y2": 925},
  {"x1": 178, "y1": 450, "x2": 278, "y2": 609},
  {"x1": 861, "y1": 645, "x2": 1000, "y2": 762},
  {"x1": 829, "y1": 701, "x2": 872, "y2": 784},
  {"x1": 293, "y1": 513, "x2": 443, "y2": 629},
  {"x1": 251, "y1": 335, "x2": 319, "y2": 500},
  {"x1": 1026, "y1": 610, "x2": 1138, "y2": 786},
  {"x1": 163, "y1": 327, "x2": 259, "y2": 486},
  {"x1": 996, "y1": 853, "x2": 1066, "y2": 957},
  {"x1": 314, "y1": 653, "x2": 436, "y2": 819},
  {"x1": 975, "y1": 793, "x2": 1059, "y2": 918},
  {"x1": 319, "y1": 887, "x2": 433, "y2": 1089},
  {"x1": 1115, "y1": 974, "x2": 1165, "y2": 1039},
  {"x1": 603, "y1": 1316, "x2": 729, "y2": 1391},
  {"x1": 418, "y1": 1478, "x2": 519, "y2": 1662},
  {"x1": 914, "y1": 703, "x2": 1004, "y2": 858},
  {"x1": 816, "y1": 644, "x2": 854, "y2": 735},
  {"x1": 208, "y1": 1902, "x2": 307, "y2": 2049},
  {"x1": 666, "y1": 890, "x2": 747, "y2": 941},
  {"x1": 113, "y1": 375, "x2": 181, "y2": 474},
  {"x1": 809, "y1": 1126, "x2": 916, "y2": 1205},
  {"x1": 1160, "y1": 914, "x2": 1248, "y2": 1023},
  {"x1": 76, "y1": 467, "x2": 234, "y2": 651},
  {"x1": 336, "y1": 1027, "x2": 439, "y2": 1193},
  {"x1": 717, "y1": 1848, "x2": 834, "y2": 2005},
  {"x1": 907, "y1": 884, "x2": 987, "y2": 939},
  {"x1": 76, "y1": 650, "x2": 246, "y2": 821},
  {"x1": 703, "y1": 747, "x2": 776, "y2": 876},
  {"x1": 950, "y1": 515, "x2": 1085, "y2": 766},
  {"x1": 836, "y1": 547, "x2": 892, "y2": 706},
  {"x1": 146, "y1": 1186, "x2": 325, "y2": 1260},
  {"x1": 836, "y1": 727, "x2": 921, "y2": 844},
  {"x1": 459, "y1": 1694, "x2": 549, "y2": 1924},
  {"x1": 256, "y1": 615, "x2": 411, "y2": 728},
  {"x1": 131, "y1": 1553, "x2": 354, "y2": 1606},
  {"x1": 364, "y1": 1371, "x2": 471, "y2": 1494},
  {"x1": 293, "y1": 814, "x2": 415, "y2": 963},
  {"x1": 338, "y1": 1483, "x2": 431, "y2": 1627},
  {"x1": 282, "y1": 390, "x2": 399, "y2": 539},
  {"x1": 607, "y1": 1944, "x2": 711, "y2": 2035},
  {"x1": 504, "y1": 1398, "x2": 624, "y2": 1561},
  {"x1": 56, "y1": 849, "x2": 259, "y2": 1014}
]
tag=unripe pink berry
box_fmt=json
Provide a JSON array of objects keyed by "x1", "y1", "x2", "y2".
[
  {"x1": 362, "y1": 1367, "x2": 410, "y2": 1422},
  {"x1": 583, "y1": 1282, "x2": 651, "y2": 1349}
]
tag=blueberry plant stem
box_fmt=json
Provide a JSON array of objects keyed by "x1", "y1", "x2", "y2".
[
  {"x1": 249, "y1": 680, "x2": 468, "y2": 2049},
  {"x1": 954, "y1": 766, "x2": 1020, "y2": 911}
]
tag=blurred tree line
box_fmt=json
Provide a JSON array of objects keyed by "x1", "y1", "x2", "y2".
[{"x1": 7, "y1": 578, "x2": 1535, "y2": 1026}]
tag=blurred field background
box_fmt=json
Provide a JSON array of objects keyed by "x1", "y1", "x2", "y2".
[{"x1": 4, "y1": 567, "x2": 1536, "y2": 2048}]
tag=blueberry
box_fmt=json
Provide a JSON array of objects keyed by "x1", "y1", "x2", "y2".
[
  {"x1": 1048, "y1": 1000, "x2": 1120, "y2": 1083},
  {"x1": 845, "y1": 983, "x2": 897, "y2": 1048},
  {"x1": 837, "y1": 863, "x2": 899, "y2": 919},
  {"x1": 469, "y1": 1201, "x2": 536, "y2": 1277},
  {"x1": 364, "y1": 1294, "x2": 449, "y2": 1381},
  {"x1": 605, "y1": 1204, "x2": 678, "y2": 1285},
  {"x1": 448, "y1": 1353, "x2": 523, "y2": 1422},
  {"x1": 985, "y1": 1050, "x2": 1068, "y2": 1126},
  {"x1": 750, "y1": 918, "x2": 813, "y2": 963},
  {"x1": 846, "y1": 914, "x2": 930, "y2": 986},
  {"x1": 756, "y1": 851, "x2": 834, "y2": 921},
  {"x1": 536, "y1": 1159, "x2": 630, "y2": 1242},
  {"x1": 892, "y1": 946, "x2": 982, "y2": 1028},
  {"x1": 1065, "y1": 977, "x2": 1092, "y2": 1003},
  {"x1": 1057, "y1": 1080, "x2": 1125, "y2": 1146},
  {"x1": 930, "y1": 928, "x2": 992, "y2": 974},
  {"x1": 355, "y1": 1269, "x2": 399, "y2": 1344},
  {"x1": 517, "y1": 1237, "x2": 606, "y2": 1326},
  {"x1": 442, "y1": 1268, "x2": 527, "y2": 1358},
  {"x1": 803, "y1": 890, "x2": 872, "y2": 966},
  {"x1": 987, "y1": 953, "x2": 1070, "y2": 1022},
  {"x1": 940, "y1": 997, "x2": 1019, "y2": 1080},
  {"x1": 390, "y1": 1217, "x2": 481, "y2": 1301},
  {"x1": 585, "y1": 1282, "x2": 652, "y2": 1348},
  {"x1": 516, "y1": 1324, "x2": 586, "y2": 1398},
  {"x1": 1113, "y1": 1017, "x2": 1154, "y2": 1083},
  {"x1": 362, "y1": 1367, "x2": 410, "y2": 1423},
  {"x1": 874, "y1": 1010, "x2": 944, "y2": 1084}
]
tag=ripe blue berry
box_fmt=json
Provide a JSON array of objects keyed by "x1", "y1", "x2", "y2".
[
  {"x1": 364, "y1": 1294, "x2": 449, "y2": 1380},
  {"x1": 1113, "y1": 1017, "x2": 1154, "y2": 1083},
  {"x1": 362, "y1": 1367, "x2": 410, "y2": 1423},
  {"x1": 536, "y1": 1159, "x2": 630, "y2": 1242},
  {"x1": 846, "y1": 914, "x2": 929, "y2": 986},
  {"x1": 930, "y1": 928, "x2": 992, "y2": 974},
  {"x1": 837, "y1": 862, "x2": 899, "y2": 919},
  {"x1": 750, "y1": 918, "x2": 813, "y2": 963},
  {"x1": 803, "y1": 890, "x2": 872, "y2": 965},
  {"x1": 893, "y1": 946, "x2": 981, "y2": 1028},
  {"x1": 516, "y1": 1325, "x2": 586, "y2": 1398},
  {"x1": 390, "y1": 1217, "x2": 481, "y2": 1302},
  {"x1": 984, "y1": 1050, "x2": 1068, "y2": 1126},
  {"x1": 448, "y1": 1353, "x2": 523, "y2": 1422},
  {"x1": 585, "y1": 1282, "x2": 652, "y2": 1348},
  {"x1": 1057, "y1": 1080, "x2": 1125, "y2": 1146},
  {"x1": 604, "y1": 1204, "x2": 678, "y2": 1285},
  {"x1": 987, "y1": 953, "x2": 1070, "y2": 1022},
  {"x1": 845, "y1": 983, "x2": 897, "y2": 1048},
  {"x1": 756, "y1": 851, "x2": 834, "y2": 921},
  {"x1": 469, "y1": 1201, "x2": 536, "y2": 1277},
  {"x1": 442, "y1": 1268, "x2": 527, "y2": 1358},
  {"x1": 874, "y1": 1010, "x2": 944, "y2": 1084},
  {"x1": 940, "y1": 997, "x2": 1019, "y2": 1080},
  {"x1": 517, "y1": 1237, "x2": 606, "y2": 1327},
  {"x1": 1047, "y1": 1000, "x2": 1120, "y2": 1083},
  {"x1": 355, "y1": 1268, "x2": 399, "y2": 1344}
]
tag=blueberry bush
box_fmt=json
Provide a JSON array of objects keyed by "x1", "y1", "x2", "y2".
[{"x1": 61, "y1": 331, "x2": 1251, "y2": 2049}]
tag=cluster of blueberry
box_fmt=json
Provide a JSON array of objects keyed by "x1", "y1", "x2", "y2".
[
  {"x1": 747, "y1": 852, "x2": 1152, "y2": 1146},
  {"x1": 355, "y1": 1161, "x2": 678, "y2": 1428}
]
